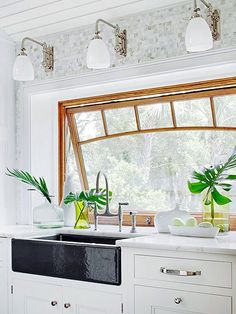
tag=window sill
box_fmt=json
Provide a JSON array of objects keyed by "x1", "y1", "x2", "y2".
[{"x1": 90, "y1": 213, "x2": 236, "y2": 231}]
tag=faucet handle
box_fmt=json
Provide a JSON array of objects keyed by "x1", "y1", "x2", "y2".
[{"x1": 118, "y1": 202, "x2": 129, "y2": 232}]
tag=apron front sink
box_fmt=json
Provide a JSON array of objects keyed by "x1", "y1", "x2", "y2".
[{"x1": 12, "y1": 234, "x2": 126, "y2": 285}]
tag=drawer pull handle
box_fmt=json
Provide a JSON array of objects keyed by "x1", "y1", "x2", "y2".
[
  {"x1": 51, "y1": 301, "x2": 57, "y2": 306},
  {"x1": 64, "y1": 303, "x2": 71, "y2": 309},
  {"x1": 160, "y1": 267, "x2": 201, "y2": 276},
  {"x1": 174, "y1": 297, "x2": 182, "y2": 304}
]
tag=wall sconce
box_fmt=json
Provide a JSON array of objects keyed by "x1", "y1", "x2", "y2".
[
  {"x1": 86, "y1": 19, "x2": 127, "y2": 69},
  {"x1": 13, "y1": 37, "x2": 54, "y2": 81},
  {"x1": 185, "y1": 0, "x2": 220, "y2": 52}
]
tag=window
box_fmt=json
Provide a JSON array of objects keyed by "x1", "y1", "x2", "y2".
[{"x1": 59, "y1": 78, "x2": 236, "y2": 226}]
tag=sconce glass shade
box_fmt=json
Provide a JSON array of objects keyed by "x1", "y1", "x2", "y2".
[
  {"x1": 86, "y1": 37, "x2": 110, "y2": 69},
  {"x1": 13, "y1": 54, "x2": 34, "y2": 81},
  {"x1": 185, "y1": 16, "x2": 213, "y2": 52}
]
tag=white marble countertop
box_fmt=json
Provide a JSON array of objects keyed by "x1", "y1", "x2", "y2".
[
  {"x1": 0, "y1": 224, "x2": 156, "y2": 239},
  {"x1": 116, "y1": 232, "x2": 236, "y2": 255},
  {"x1": 2, "y1": 225, "x2": 236, "y2": 255}
]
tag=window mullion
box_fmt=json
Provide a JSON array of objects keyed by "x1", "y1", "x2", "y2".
[
  {"x1": 170, "y1": 101, "x2": 177, "y2": 128},
  {"x1": 134, "y1": 106, "x2": 141, "y2": 131},
  {"x1": 210, "y1": 97, "x2": 217, "y2": 127},
  {"x1": 67, "y1": 113, "x2": 89, "y2": 190},
  {"x1": 101, "y1": 110, "x2": 108, "y2": 136}
]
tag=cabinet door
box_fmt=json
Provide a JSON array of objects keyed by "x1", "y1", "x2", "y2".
[
  {"x1": 0, "y1": 239, "x2": 8, "y2": 314},
  {"x1": 12, "y1": 279, "x2": 62, "y2": 314},
  {"x1": 135, "y1": 285, "x2": 231, "y2": 314},
  {"x1": 0, "y1": 267, "x2": 7, "y2": 314},
  {"x1": 63, "y1": 287, "x2": 122, "y2": 314}
]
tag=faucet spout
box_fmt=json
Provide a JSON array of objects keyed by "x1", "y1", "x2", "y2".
[
  {"x1": 96, "y1": 171, "x2": 111, "y2": 216},
  {"x1": 94, "y1": 171, "x2": 129, "y2": 232}
]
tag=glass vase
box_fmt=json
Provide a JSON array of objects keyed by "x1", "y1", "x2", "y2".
[
  {"x1": 74, "y1": 201, "x2": 90, "y2": 229},
  {"x1": 33, "y1": 199, "x2": 64, "y2": 228},
  {"x1": 203, "y1": 193, "x2": 230, "y2": 233}
]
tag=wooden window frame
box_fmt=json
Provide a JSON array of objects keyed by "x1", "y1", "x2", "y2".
[{"x1": 58, "y1": 76, "x2": 236, "y2": 229}]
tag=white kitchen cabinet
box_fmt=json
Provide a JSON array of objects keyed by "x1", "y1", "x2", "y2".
[
  {"x1": 62, "y1": 286, "x2": 122, "y2": 314},
  {"x1": 0, "y1": 267, "x2": 8, "y2": 314},
  {"x1": 135, "y1": 285, "x2": 231, "y2": 314},
  {"x1": 12, "y1": 279, "x2": 62, "y2": 314},
  {"x1": 121, "y1": 246, "x2": 236, "y2": 314},
  {"x1": 0, "y1": 238, "x2": 8, "y2": 314},
  {"x1": 12, "y1": 279, "x2": 123, "y2": 314}
]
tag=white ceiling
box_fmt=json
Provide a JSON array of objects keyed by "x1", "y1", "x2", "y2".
[{"x1": 0, "y1": 0, "x2": 187, "y2": 41}]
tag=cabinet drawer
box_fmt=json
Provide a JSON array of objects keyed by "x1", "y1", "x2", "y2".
[
  {"x1": 134, "y1": 255, "x2": 232, "y2": 288},
  {"x1": 135, "y1": 285, "x2": 231, "y2": 314}
]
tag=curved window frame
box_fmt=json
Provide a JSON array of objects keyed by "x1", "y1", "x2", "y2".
[{"x1": 59, "y1": 77, "x2": 236, "y2": 228}]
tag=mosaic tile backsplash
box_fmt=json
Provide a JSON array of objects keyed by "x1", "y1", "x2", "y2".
[{"x1": 17, "y1": 0, "x2": 236, "y2": 81}]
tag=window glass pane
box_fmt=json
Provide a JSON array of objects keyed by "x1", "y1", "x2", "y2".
[
  {"x1": 75, "y1": 111, "x2": 105, "y2": 141},
  {"x1": 80, "y1": 131, "x2": 236, "y2": 213},
  {"x1": 174, "y1": 98, "x2": 212, "y2": 126},
  {"x1": 138, "y1": 103, "x2": 173, "y2": 129},
  {"x1": 214, "y1": 95, "x2": 236, "y2": 127},
  {"x1": 105, "y1": 107, "x2": 137, "y2": 134}
]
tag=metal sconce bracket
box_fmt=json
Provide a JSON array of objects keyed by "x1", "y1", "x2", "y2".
[
  {"x1": 208, "y1": 8, "x2": 220, "y2": 41},
  {"x1": 20, "y1": 37, "x2": 54, "y2": 72},
  {"x1": 42, "y1": 44, "x2": 54, "y2": 72},
  {"x1": 194, "y1": 0, "x2": 220, "y2": 41},
  {"x1": 95, "y1": 19, "x2": 127, "y2": 57}
]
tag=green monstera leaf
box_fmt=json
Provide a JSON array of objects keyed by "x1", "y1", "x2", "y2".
[
  {"x1": 64, "y1": 188, "x2": 112, "y2": 210},
  {"x1": 188, "y1": 146, "x2": 236, "y2": 206}
]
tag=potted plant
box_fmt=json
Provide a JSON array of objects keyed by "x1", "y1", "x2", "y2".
[
  {"x1": 64, "y1": 188, "x2": 112, "y2": 229},
  {"x1": 6, "y1": 168, "x2": 64, "y2": 228},
  {"x1": 188, "y1": 147, "x2": 236, "y2": 232}
]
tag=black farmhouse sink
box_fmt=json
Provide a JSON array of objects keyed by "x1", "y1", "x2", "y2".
[{"x1": 12, "y1": 234, "x2": 126, "y2": 285}]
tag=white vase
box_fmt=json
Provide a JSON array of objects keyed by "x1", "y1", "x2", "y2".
[
  {"x1": 33, "y1": 199, "x2": 64, "y2": 229},
  {"x1": 60, "y1": 173, "x2": 75, "y2": 227}
]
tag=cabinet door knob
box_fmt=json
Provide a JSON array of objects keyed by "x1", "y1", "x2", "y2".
[
  {"x1": 64, "y1": 303, "x2": 71, "y2": 308},
  {"x1": 51, "y1": 301, "x2": 57, "y2": 306},
  {"x1": 174, "y1": 297, "x2": 182, "y2": 305}
]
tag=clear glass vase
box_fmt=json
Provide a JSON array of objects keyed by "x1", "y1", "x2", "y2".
[
  {"x1": 203, "y1": 193, "x2": 230, "y2": 233},
  {"x1": 74, "y1": 201, "x2": 90, "y2": 229},
  {"x1": 33, "y1": 199, "x2": 64, "y2": 228}
]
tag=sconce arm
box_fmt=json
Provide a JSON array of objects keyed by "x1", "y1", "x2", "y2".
[
  {"x1": 95, "y1": 19, "x2": 119, "y2": 35},
  {"x1": 199, "y1": 0, "x2": 212, "y2": 9},
  {"x1": 21, "y1": 37, "x2": 46, "y2": 51},
  {"x1": 193, "y1": 0, "x2": 212, "y2": 14}
]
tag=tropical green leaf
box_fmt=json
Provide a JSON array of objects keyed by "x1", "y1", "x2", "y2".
[
  {"x1": 226, "y1": 175, "x2": 236, "y2": 180},
  {"x1": 192, "y1": 171, "x2": 209, "y2": 184},
  {"x1": 188, "y1": 181, "x2": 208, "y2": 194},
  {"x1": 211, "y1": 188, "x2": 232, "y2": 205},
  {"x1": 64, "y1": 188, "x2": 112, "y2": 210},
  {"x1": 6, "y1": 168, "x2": 51, "y2": 203},
  {"x1": 217, "y1": 183, "x2": 232, "y2": 192},
  {"x1": 64, "y1": 192, "x2": 81, "y2": 204},
  {"x1": 188, "y1": 146, "x2": 236, "y2": 204}
]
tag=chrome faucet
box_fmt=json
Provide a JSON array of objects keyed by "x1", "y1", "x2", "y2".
[{"x1": 93, "y1": 171, "x2": 128, "y2": 232}]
